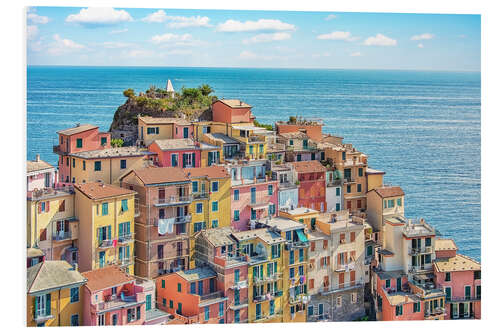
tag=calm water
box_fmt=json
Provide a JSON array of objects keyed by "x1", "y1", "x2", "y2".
[{"x1": 27, "y1": 66, "x2": 481, "y2": 260}]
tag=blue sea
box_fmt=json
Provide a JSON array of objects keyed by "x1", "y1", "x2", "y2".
[{"x1": 27, "y1": 66, "x2": 481, "y2": 261}]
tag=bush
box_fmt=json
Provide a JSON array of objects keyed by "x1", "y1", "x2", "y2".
[
  {"x1": 123, "y1": 88, "x2": 135, "y2": 98},
  {"x1": 111, "y1": 138, "x2": 124, "y2": 147}
]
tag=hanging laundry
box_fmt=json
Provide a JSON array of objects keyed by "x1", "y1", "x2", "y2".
[{"x1": 166, "y1": 217, "x2": 175, "y2": 234}]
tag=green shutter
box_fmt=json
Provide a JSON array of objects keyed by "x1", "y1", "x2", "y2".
[
  {"x1": 107, "y1": 226, "x2": 111, "y2": 240},
  {"x1": 46, "y1": 293, "x2": 51, "y2": 316}
]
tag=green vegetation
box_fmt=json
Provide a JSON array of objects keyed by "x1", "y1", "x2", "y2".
[
  {"x1": 253, "y1": 120, "x2": 273, "y2": 131},
  {"x1": 111, "y1": 138, "x2": 124, "y2": 147},
  {"x1": 123, "y1": 88, "x2": 135, "y2": 98},
  {"x1": 288, "y1": 116, "x2": 297, "y2": 124}
]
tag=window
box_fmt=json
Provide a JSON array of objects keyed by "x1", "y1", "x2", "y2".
[
  {"x1": 336, "y1": 203, "x2": 341, "y2": 211},
  {"x1": 387, "y1": 199, "x2": 395, "y2": 208},
  {"x1": 72, "y1": 158, "x2": 75, "y2": 168},
  {"x1": 289, "y1": 267, "x2": 295, "y2": 278},
  {"x1": 146, "y1": 294, "x2": 152, "y2": 310},
  {"x1": 424, "y1": 254, "x2": 431, "y2": 264},
  {"x1": 336, "y1": 296, "x2": 342, "y2": 307},
  {"x1": 289, "y1": 140, "x2": 293, "y2": 146},
  {"x1": 121, "y1": 199, "x2": 128, "y2": 212},
  {"x1": 234, "y1": 189, "x2": 239, "y2": 201},
  {"x1": 289, "y1": 250, "x2": 295, "y2": 265},
  {"x1": 162, "y1": 298, "x2": 166, "y2": 307},
  {"x1": 194, "y1": 222, "x2": 206, "y2": 232},
  {"x1": 271, "y1": 244, "x2": 281, "y2": 259},
  {"x1": 358, "y1": 168, "x2": 363, "y2": 177},
  {"x1": 101, "y1": 137, "x2": 107, "y2": 146},
  {"x1": 136, "y1": 306, "x2": 141, "y2": 320},
  {"x1": 395, "y1": 305, "x2": 403, "y2": 316},
  {"x1": 83, "y1": 160, "x2": 86, "y2": 171},
  {"x1": 445, "y1": 287, "x2": 451, "y2": 301},
  {"x1": 70, "y1": 287, "x2": 79, "y2": 303},
  {"x1": 70, "y1": 314, "x2": 79, "y2": 326},
  {"x1": 204, "y1": 306, "x2": 210, "y2": 321},
  {"x1": 190, "y1": 282, "x2": 196, "y2": 294},
  {"x1": 268, "y1": 184, "x2": 273, "y2": 195},
  {"x1": 476, "y1": 285, "x2": 481, "y2": 299},
  {"x1": 268, "y1": 203, "x2": 276, "y2": 216},
  {"x1": 120, "y1": 159, "x2": 127, "y2": 169},
  {"x1": 342, "y1": 151, "x2": 346, "y2": 160},
  {"x1": 350, "y1": 231, "x2": 355, "y2": 242},
  {"x1": 177, "y1": 283, "x2": 182, "y2": 292},
  {"x1": 465, "y1": 286, "x2": 471, "y2": 300},
  {"x1": 351, "y1": 292, "x2": 357, "y2": 304},
  {"x1": 212, "y1": 181, "x2": 219, "y2": 192},
  {"x1": 35, "y1": 293, "x2": 51, "y2": 319},
  {"x1": 94, "y1": 161, "x2": 101, "y2": 171},
  {"x1": 347, "y1": 185, "x2": 351, "y2": 193},
  {"x1": 234, "y1": 210, "x2": 240, "y2": 221},
  {"x1": 357, "y1": 184, "x2": 362, "y2": 192},
  {"x1": 212, "y1": 201, "x2": 218, "y2": 212},
  {"x1": 336, "y1": 187, "x2": 340, "y2": 196},
  {"x1": 171, "y1": 154, "x2": 178, "y2": 167},
  {"x1": 169, "y1": 300, "x2": 173, "y2": 308},
  {"x1": 397, "y1": 198, "x2": 402, "y2": 206},
  {"x1": 161, "y1": 279, "x2": 165, "y2": 288},
  {"x1": 385, "y1": 279, "x2": 391, "y2": 288},
  {"x1": 102, "y1": 203, "x2": 108, "y2": 215},
  {"x1": 286, "y1": 231, "x2": 292, "y2": 241},
  {"x1": 219, "y1": 302, "x2": 224, "y2": 317},
  {"x1": 192, "y1": 181, "x2": 198, "y2": 193},
  {"x1": 323, "y1": 239, "x2": 328, "y2": 249},
  {"x1": 59, "y1": 200, "x2": 65, "y2": 212},
  {"x1": 445, "y1": 272, "x2": 451, "y2": 282},
  {"x1": 299, "y1": 265, "x2": 304, "y2": 276},
  {"x1": 196, "y1": 203, "x2": 203, "y2": 214},
  {"x1": 76, "y1": 138, "x2": 83, "y2": 148},
  {"x1": 98, "y1": 314, "x2": 105, "y2": 326},
  {"x1": 212, "y1": 220, "x2": 218, "y2": 228},
  {"x1": 474, "y1": 271, "x2": 481, "y2": 280}
]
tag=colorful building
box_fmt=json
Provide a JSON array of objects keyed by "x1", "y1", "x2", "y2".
[
  {"x1": 27, "y1": 261, "x2": 87, "y2": 327},
  {"x1": 138, "y1": 116, "x2": 194, "y2": 146},
  {"x1": 186, "y1": 166, "x2": 231, "y2": 267},
  {"x1": 271, "y1": 163, "x2": 299, "y2": 210},
  {"x1": 156, "y1": 267, "x2": 228, "y2": 324},
  {"x1": 277, "y1": 131, "x2": 325, "y2": 163},
  {"x1": 212, "y1": 99, "x2": 255, "y2": 124},
  {"x1": 53, "y1": 124, "x2": 111, "y2": 184},
  {"x1": 120, "y1": 167, "x2": 191, "y2": 278},
  {"x1": 81, "y1": 266, "x2": 147, "y2": 325},
  {"x1": 232, "y1": 228, "x2": 285, "y2": 323},
  {"x1": 27, "y1": 187, "x2": 78, "y2": 263},
  {"x1": 228, "y1": 161, "x2": 278, "y2": 231},
  {"x1": 434, "y1": 239, "x2": 481, "y2": 319},
  {"x1": 68, "y1": 146, "x2": 155, "y2": 185},
  {"x1": 27, "y1": 154, "x2": 57, "y2": 192},
  {"x1": 290, "y1": 160, "x2": 327, "y2": 212},
  {"x1": 275, "y1": 118, "x2": 324, "y2": 142},
  {"x1": 27, "y1": 247, "x2": 45, "y2": 268},
  {"x1": 194, "y1": 227, "x2": 249, "y2": 323},
  {"x1": 74, "y1": 182, "x2": 136, "y2": 274},
  {"x1": 148, "y1": 138, "x2": 221, "y2": 168},
  {"x1": 366, "y1": 185, "x2": 405, "y2": 243}
]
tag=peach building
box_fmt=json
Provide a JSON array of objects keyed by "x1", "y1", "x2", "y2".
[
  {"x1": 275, "y1": 118, "x2": 323, "y2": 142},
  {"x1": 156, "y1": 267, "x2": 228, "y2": 324},
  {"x1": 148, "y1": 138, "x2": 220, "y2": 168},
  {"x1": 81, "y1": 266, "x2": 147, "y2": 326},
  {"x1": 212, "y1": 99, "x2": 254, "y2": 124},
  {"x1": 27, "y1": 155, "x2": 57, "y2": 192},
  {"x1": 120, "y1": 167, "x2": 192, "y2": 279},
  {"x1": 138, "y1": 116, "x2": 194, "y2": 146},
  {"x1": 53, "y1": 124, "x2": 111, "y2": 184}
]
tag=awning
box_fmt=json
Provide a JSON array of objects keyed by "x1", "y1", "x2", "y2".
[{"x1": 296, "y1": 229, "x2": 308, "y2": 242}]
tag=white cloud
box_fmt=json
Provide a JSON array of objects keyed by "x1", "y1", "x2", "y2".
[
  {"x1": 410, "y1": 33, "x2": 434, "y2": 40},
  {"x1": 142, "y1": 9, "x2": 168, "y2": 23},
  {"x1": 243, "y1": 32, "x2": 291, "y2": 44},
  {"x1": 66, "y1": 7, "x2": 133, "y2": 27},
  {"x1": 27, "y1": 25, "x2": 38, "y2": 40},
  {"x1": 151, "y1": 33, "x2": 193, "y2": 44},
  {"x1": 317, "y1": 31, "x2": 358, "y2": 42},
  {"x1": 142, "y1": 10, "x2": 210, "y2": 28},
  {"x1": 27, "y1": 12, "x2": 49, "y2": 24},
  {"x1": 109, "y1": 28, "x2": 128, "y2": 34},
  {"x1": 325, "y1": 14, "x2": 337, "y2": 20},
  {"x1": 216, "y1": 19, "x2": 295, "y2": 32},
  {"x1": 48, "y1": 34, "x2": 85, "y2": 55},
  {"x1": 417, "y1": 43, "x2": 424, "y2": 48},
  {"x1": 363, "y1": 33, "x2": 397, "y2": 46},
  {"x1": 350, "y1": 52, "x2": 362, "y2": 57}
]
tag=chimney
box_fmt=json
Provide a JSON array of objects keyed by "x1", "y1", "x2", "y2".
[{"x1": 35, "y1": 154, "x2": 40, "y2": 162}]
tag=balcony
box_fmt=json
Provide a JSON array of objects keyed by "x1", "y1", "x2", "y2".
[
  {"x1": 192, "y1": 192, "x2": 209, "y2": 200},
  {"x1": 229, "y1": 301, "x2": 249, "y2": 311},
  {"x1": 34, "y1": 312, "x2": 54, "y2": 324},
  {"x1": 152, "y1": 215, "x2": 192, "y2": 226},
  {"x1": 199, "y1": 291, "x2": 228, "y2": 306},
  {"x1": 93, "y1": 292, "x2": 144, "y2": 313},
  {"x1": 344, "y1": 177, "x2": 356, "y2": 184},
  {"x1": 334, "y1": 262, "x2": 356, "y2": 272},
  {"x1": 424, "y1": 307, "x2": 446, "y2": 319},
  {"x1": 408, "y1": 246, "x2": 433, "y2": 255},
  {"x1": 319, "y1": 280, "x2": 364, "y2": 295},
  {"x1": 154, "y1": 195, "x2": 192, "y2": 207},
  {"x1": 253, "y1": 272, "x2": 282, "y2": 284},
  {"x1": 447, "y1": 296, "x2": 481, "y2": 302},
  {"x1": 252, "y1": 310, "x2": 283, "y2": 322},
  {"x1": 118, "y1": 257, "x2": 133, "y2": 267},
  {"x1": 229, "y1": 280, "x2": 248, "y2": 290},
  {"x1": 118, "y1": 234, "x2": 133, "y2": 244},
  {"x1": 289, "y1": 293, "x2": 309, "y2": 304},
  {"x1": 98, "y1": 239, "x2": 115, "y2": 249},
  {"x1": 52, "y1": 231, "x2": 71, "y2": 242},
  {"x1": 326, "y1": 179, "x2": 342, "y2": 187}
]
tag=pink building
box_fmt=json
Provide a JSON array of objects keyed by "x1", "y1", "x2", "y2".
[
  {"x1": 228, "y1": 162, "x2": 278, "y2": 231},
  {"x1": 148, "y1": 138, "x2": 220, "y2": 168},
  {"x1": 433, "y1": 239, "x2": 481, "y2": 320},
  {"x1": 212, "y1": 99, "x2": 254, "y2": 124},
  {"x1": 82, "y1": 266, "x2": 147, "y2": 326},
  {"x1": 27, "y1": 155, "x2": 57, "y2": 192},
  {"x1": 53, "y1": 124, "x2": 111, "y2": 184},
  {"x1": 194, "y1": 227, "x2": 249, "y2": 323}
]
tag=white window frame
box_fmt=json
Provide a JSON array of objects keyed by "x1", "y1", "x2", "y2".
[
  {"x1": 98, "y1": 313, "x2": 105, "y2": 326},
  {"x1": 171, "y1": 153, "x2": 179, "y2": 167}
]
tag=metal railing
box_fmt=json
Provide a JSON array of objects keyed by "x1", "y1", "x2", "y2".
[
  {"x1": 98, "y1": 239, "x2": 115, "y2": 248},
  {"x1": 253, "y1": 272, "x2": 282, "y2": 283},
  {"x1": 118, "y1": 233, "x2": 133, "y2": 243},
  {"x1": 52, "y1": 231, "x2": 71, "y2": 241},
  {"x1": 200, "y1": 290, "x2": 225, "y2": 301},
  {"x1": 229, "y1": 280, "x2": 248, "y2": 289},
  {"x1": 152, "y1": 215, "x2": 192, "y2": 226},
  {"x1": 192, "y1": 192, "x2": 209, "y2": 200},
  {"x1": 154, "y1": 195, "x2": 192, "y2": 206},
  {"x1": 319, "y1": 280, "x2": 364, "y2": 295},
  {"x1": 408, "y1": 246, "x2": 433, "y2": 255},
  {"x1": 334, "y1": 262, "x2": 356, "y2": 272}
]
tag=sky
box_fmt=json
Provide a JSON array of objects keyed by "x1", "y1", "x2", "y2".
[{"x1": 26, "y1": 7, "x2": 481, "y2": 71}]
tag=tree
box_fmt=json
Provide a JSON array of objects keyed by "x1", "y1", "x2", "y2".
[
  {"x1": 111, "y1": 138, "x2": 124, "y2": 147},
  {"x1": 289, "y1": 116, "x2": 297, "y2": 124},
  {"x1": 123, "y1": 88, "x2": 135, "y2": 98},
  {"x1": 199, "y1": 84, "x2": 214, "y2": 96}
]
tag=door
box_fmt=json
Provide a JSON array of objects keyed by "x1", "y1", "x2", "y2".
[
  {"x1": 396, "y1": 278, "x2": 402, "y2": 292},
  {"x1": 112, "y1": 314, "x2": 117, "y2": 325},
  {"x1": 459, "y1": 303, "x2": 464, "y2": 318},
  {"x1": 183, "y1": 127, "x2": 189, "y2": 138},
  {"x1": 235, "y1": 269, "x2": 240, "y2": 283},
  {"x1": 198, "y1": 281, "x2": 203, "y2": 295},
  {"x1": 339, "y1": 272, "x2": 344, "y2": 289},
  {"x1": 235, "y1": 309, "x2": 240, "y2": 323},
  {"x1": 210, "y1": 278, "x2": 215, "y2": 293},
  {"x1": 234, "y1": 289, "x2": 240, "y2": 306},
  {"x1": 159, "y1": 188, "x2": 165, "y2": 200},
  {"x1": 256, "y1": 303, "x2": 261, "y2": 319},
  {"x1": 251, "y1": 188, "x2": 256, "y2": 204},
  {"x1": 318, "y1": 303, "x2": 324, "y2": 319},
  {"x1": 146, "y1": 294, "x2": 152, "y2": 311},
  {"x1": 99, "y1": 251, "x2": 105, "y2": 268}
]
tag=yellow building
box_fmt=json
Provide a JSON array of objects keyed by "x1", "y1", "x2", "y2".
[
  {"x1": 27, "y1": 261, "x2": 87, "y2": 327},
  {"x1": 74, "y1": 182, "x2": 137, "y2": 274},
  {"x1": 232, "y1": 228, "x2": 285, "y2": 323},
  {"x1": 279, "y1": 207, "x2": 320, "y2": 228},
  {"x1": 186, "y1": 166, "x2": 231, "y2": 268},
  {"x1": 27, "y1": 188, "x2": 79, "y2": 263},
  {"x1": 68, "y1": 146, "x2": 155, "y2": 185},
  {"x1": 256, "y1": 217, "x2": 310, "y2": 322},
  {"x1": 366, "y1": 168, "x2": 386, "y2": 192},
  {"x1": 137, "y1": 116, "x2": 193, "y2": 146}
]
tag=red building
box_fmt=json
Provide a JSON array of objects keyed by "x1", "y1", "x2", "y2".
[
  {"x1": 275, "y1": 119, "x2": 323, "y2": 141},
  {"x1": 81, "y1": 266, "x2": 147, "y2": 326},
  {"x1": 53, "y1": 124, "x2": 111, "y2": 184},
  {"x1": 433, "y1": 239, "x2": 481, "y2": 319},
  {"x1": 212, "y1": 99, "x2": 254, "y2": 124},
  {"x1": 290, "y1": 160, "x2": 326, "y2": 212},
  {"x1": 156, "y1": 267, "x2": 228, "y2": 324},
  {"x1": 148, "y1": 138, "x2": 220, "y2": 168}
]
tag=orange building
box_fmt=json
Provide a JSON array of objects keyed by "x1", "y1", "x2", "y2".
[
  {"x1": 275, "y1": 119, "x2": 323, "y2": 141},
  {"x1": 156, "y1": 267, "x2": 228, "y2": 324},
  {"x1": 212, "y1": 99, "x2": 254, "y2": 124},
  {"x1": 290, "y1": 160, "x2": 326, "y2": 212}
]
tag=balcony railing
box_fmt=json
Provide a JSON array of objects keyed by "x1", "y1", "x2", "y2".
[
  {"x1": 253, "y1": 272, "x2": 282, "y2": 284},
  {"x1": 192, "y1": 192, "x2": 209, "y2": 200},
  {"x1": 408, "y1": 246, "x2": 433, "y2": 255},
  {"x1": 152, "y1": 215, "x2": 192, "y2": 226},
  {"x1": 95, "y1": 293, "x2": 141, "y2": 312},
  {"x1": 98, "y1": 239, "x2": 115, "y2": 249},
  {"x1": 447, "y1": 296, "x2": 481, "y2": 302},
  {"x1": 118, "y1": 234, "x2": 133, "y2": 244},
  {"x1": 252, "y1": 310, "x2": 283, "y2": 322},
  {"x1": 229, "y1": 280, "x2": 248, "y2": 290},
  {"x1": 319, "y1": 280, "x2": 364, "y2": 295},
  {"x1": 289, "y1": 293, "x2": 309, "y2": 304},
  {"x1": 118, "y1": 257, "x2": 133, "y2": 267},
  {"x1": 425, "y1": 307, "x2": 446, "y2": 318},
  {"x1": 344, "y1": 177, "x2": 356, "y2": 184},
  {"x1": 154, "y1": 195, "x2": 192, "y2": 206},
  {"x1": 199, "y1": 290, "x2": 225, "y2": 302},
  {"x1": 52, "y1": 231, "x2": 71, "y2": 241},
  {"x1": 334, "y1": 262, "x2": 356, "y2": 272}
]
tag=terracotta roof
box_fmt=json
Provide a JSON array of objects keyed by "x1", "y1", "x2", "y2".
[
  {"x1": 371, "y1": 186, "x2": 405, "y2": 198},
  {"x1": 152, "y1": 138, "x2": 218, "y2": 151},
  {"x1": 82, "y1": 266, "x2": 135, "y2": 292},
  {"x1": 74, "y1": 182, "x2": 135, "y2": 200},
  {"x1": 434, "y1": 254, "x2": 481, "y2": 273},
  {"x1": 184, "y1": 166, "x2": 229, "y2": 179},
  {"x1": 290, "y1": 160, "x2": 326, "y2": 173},
  {"x1": 138, "y1": 116, "x2": 190, "y2": 126},
  {"x1": 435, "y1": 238, "x2": 458, "y2": 251},
  {"x1": 131, "y1": 167, "x2": 189, "y2": 185},
  {"x1": 57, "y1": 124, "x2": 98, "y2": 136},
  {"x1": 27, "y1": 261, "x2": 87, "y2": 294},
  {"x1": 216, "y1": 99, "x2": 251, "y2": 108},
  {"x1": 27, "y1": 159, "x2": 55, "y2": 173}
]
